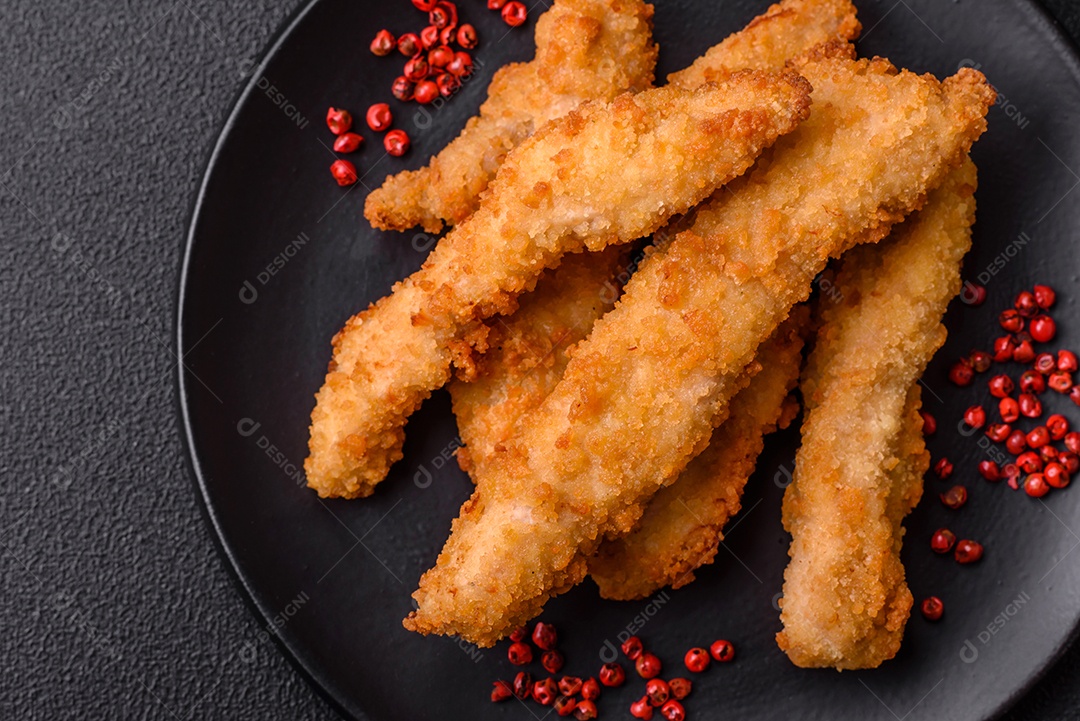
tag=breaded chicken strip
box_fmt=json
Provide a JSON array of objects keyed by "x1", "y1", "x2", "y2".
[
  {"x1": 307, "y1": 74, "x2": 815, "y2": 498},
  {"x1": 668, "y1": 0, "x2": 859, "y2": 89},
  {"x1": 777, "y1": 160, "x2": 977, "y2": 670},
  {"x1": 451, "y1": 247, "x2": 629, "y2": 476},
  {"x1": 450, "y1": 0, "x2": 860, "y2": 480},
  {"x1": 364, "y1": 0, "x2": 658, "y2": 233},
  {"x1": 404, "y1": 50, "x2": 994, "y2": 646},
  {"x1": 589, "y1": 308, "x2": 809, "y2": 600}
]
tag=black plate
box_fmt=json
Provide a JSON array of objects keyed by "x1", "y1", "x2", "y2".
[{"x1": 178, "y1": 1, "x2": 1080, "y2": 719}]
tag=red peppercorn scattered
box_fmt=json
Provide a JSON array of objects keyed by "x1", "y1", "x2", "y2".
[
  {"x1": 414, "y1": 79, "x2": 439, "y2": 104},
  {"x1": 986, "y1": 423, "x2": 1012, "y2": 443},
  {"x1": 599, "y1": 662, "x2": 626, "y2": 687},
  {"x1": 420, "y1": 24, "x2": 440, "y2": 50},
  {"x1": 963, "y1": 282, "x2": 988, "y2": 306},
  {"x1": 993, "y1": 336, "x2": 1017, "y2": 362},
  {"x1": 683, "y1": 648, "x2": 710, "y2": 673},
  {"x1": 581, "y1": 678, "x2": 600, "y2": 701},
  {"x1": 709, "y1": 639, "x2": 735, "y2": 662},
  {"x1": 1059, "y1": 350, "x2": 1079, "y2": 372},
  {"x1": 502, "y1": 0, "x2": 528, "y2": 26},
  {"x1": 630, "y1": 696, "x2": 654, "y2": 720},
  {"x1": 978, "y1": 460, "x2": 1001, "y2": 481},
  {"x1": 645, "y1": 679, "x2": 670, "y2": 707},
  {"x1": 457, "y1": 23, "x2": 478, "y2": 48},
  {"x1": 325, "y1": 107, "x2": 352, "y2": 135},
  {"x1": 412, "y1": 0, "x2": 437, "y2": 11},
  {"x1": 510, "y1": 627, "x2": 526, "y2": 642},
  {"x1": 636, "y1": 653, "x2": 662, "y2": 679},
  {"x1": 989, "y1": 374, "x2": 1014, "y2": 398},
  {"x1": 1034, "y1": 284, "x2": 1057, "y2": 309},
  {"x1": 962, "y1": 405, "x2": 986, "y2": 429},
  {"x1": 508, "y1": 641, "x2": 533, "y2": 665},
  {"x1": 999, "y1": 397, "x2": 1020, "y2": 423},
  {"x1": 573, "y1": 700, "x2": 598, "y2": 721},
  {"x1": 1016, "y1": 290, "x2": 1039, "y2": 318},
  {"x1": 1050, "y1": 371, "x2": 1074, "y2": 393},
  {"x1": 392, "y1": 76, "x2": 415, "y2": 101},
  {"x1": 1016, "y1": 451, "x2": 1043, "y2": 474},
  {"x1": 999, "y1": 309, "x2": 1024, "y2": 333},
  {"x1": 397, "y1": 32, "x2": 421, "y2": 56},
  {"x1": 558, "y1": 677, "x2": 582, "y2": 696},
  {"x1": 491, "y1": 680, "x2": 513, "y2": 702},
  {"x1": 370, "y1": 29, "x2": 396, "y2": 56},
  {"x1": 921, "y1": 596, "x2": 944, "y2": 621},
  {"x1": 1006, "y1": 430, "x2": 1028, "y2": 455},
  {"x1": 1066, "y1": 432, "x2": 1080, "y2": 454},
  {"x1": 622, "y1": 636, "x2": 643, "y2": 660},
  {"x1": 1045, "y1": 462, "x2": 1070, "y2": 489},
  {"x1": 1014, "y1": 340, "x2": 1036, "y2": 363},
  {"x1": 931, "y1": 528, "x2": 957, "y2": 554},
  {"x1": 1027, "y1": 426, "x2": 1050, "y2": 449},
  {"x1": 934, "y1": 457, "x2": 954, "y2": 479},
  {"x1": 668, "y1": 678, "x2": 692, "y2": 701},
  {"x1": 1004, "y1": 463, "x2": 1022, "y2": 488},
  {"x1": 940, "y1": 485, "x2": 968, "y2": 510},
  {"x1": 384, "y1": 129, "x2": 410, "y2": 156},
  {"x1": 1024, "y1": 473, "x2": 1050, "y2": 497},
  {"x1": 488, "y1": 0, "x2": 506, "y2": 8},
  {"x1": 513, "y1": 671, "x2": 533, "y2": 700},
  {"x1": 949, "y1": 360, "x2": 974, "y2": 387},
  {"x1": 1019, "y1": 370, "x2": 1046, "y2": 394},
  {"x1": 542, "y1": 650, "x2": 564, "y2": 674},
  {"x1": 969, "y1": 349, "x2": 993, "y2": 372},
  {"x1": 1035, "y1": 353, "x2": 1057, "y2": 374},
  {"x1": 530, "y1": 622, "x2": 556, "y2": 650},
  {"x1": 533, "y1": 677, "x2": 558, "y2": 706},
  {"x1": 333, "y1": 132, "x2": 363, "y2": 153},
  {"x1": 436, "y1": 72, "x2": 459, "y2": 97},
  {"x1": 660, "y1": 700, "x2": 686, "y2": 721},
  {"x1": 920, "y1": 410, "x2": 937, "y2": 435},
  {"x1": 1071, "y1": 386, "x2": 1080, "y2": 407},
  {"x1": 1018, "y1": 393, "x2": 1042, "y2": 418},
  {"x1": 1047, "y1": 414, "x2": 1070, "y2": 440},
  {"x1": 365, "y1": 103, "x2": 393, "y2": 132},
  {"x1": 1042, "y1": 445, "x2": 1060, "y2": 462},
  {"x1": 954, "y1": 539, "x2": 984, "y2": 563},
  {"x1": 329, "y1": 159, "x2": 357, "y2": 186},
  {"x1": 430, "y1": 3, "x2": 453, "y2": 29},
  {"x1": 403, "y1": 55, "x2": 430, "y2": 81},
  {"x1": 447, "y1": 51, "x2": 474, "y2": 77},
  {"x1": 1030, "y1": 315, "x2": 1057, "y2": 343},
  {"x1": 555, "y1": 695, "x2": 577, "y2": 717}
]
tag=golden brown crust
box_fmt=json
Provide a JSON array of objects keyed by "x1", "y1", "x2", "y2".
[
  {"x1": 403, "y1": 58, "x2": 992, "y2": 646},
  {"x1": 307, "y1": 76, "x2": 815, "y2": 498},
  {"x1": 450, "y1": 246, "x2": 629, "y2": 475},
  {"x1": 588, "y1": 308, "x2": 810, "y2": 600},
  {"x1": 776, "y1": 160, "x2": 978, "y2": 670},
  {"x1": 364, "y1": 0, "x2": 658, "y2": 233},
  {"x1": 668, "y1": 0, "x2": 860, "y2": 88}
]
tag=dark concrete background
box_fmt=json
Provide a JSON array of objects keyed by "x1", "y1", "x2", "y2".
[{"x1": 2, "y1": 0, "x2": 1079, "y2": 718}]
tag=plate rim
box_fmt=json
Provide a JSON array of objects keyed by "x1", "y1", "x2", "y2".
[{"x1": 175, "y1": 1, "x2": 1080, "y2": 719}]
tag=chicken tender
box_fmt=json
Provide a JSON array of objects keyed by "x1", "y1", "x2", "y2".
[
  {"x1": 589, "y1": 309, "x2": 809, "y2": 600},
  {"x1": 404, "y1": 49, "x2": 994, "y2": 646},
  {"x1": 364, "y1": 0, "x2": 658, "y2": 233},
  {"x1": 451, "y1": 247, "x2": 629, "y2": 476},
  {"x1": 307, "y1": 74, "x2": 815, "y2": 498},
  {"x1": 668, "y1": 0, "x2": 860, "y2": 89},
  {"x1": 777, "y1": 159, "x2": 977, "y2": 670}
]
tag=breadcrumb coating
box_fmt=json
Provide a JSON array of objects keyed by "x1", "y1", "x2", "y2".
[
  {"x1": 307, "y1": 74, "x2": 815, "y2": 498},
  {"x1": 404, "y1": 53, "x2": 993, "y2": 646},
  {"x1": 364, "y1": 0, "x2": 658, "y2": 233},
  {"x1": 777, "y1": 159, "x2": 977, "y2": 669},
  {"x1": 668, "y1": 0, "x2": 860, "y2": 89},
  {"x1": 450, "y1": 247, "x2": 629, "y2": 476},
  {"x1": 589, "y1": 308, "x2": 810, "y2": 600}
]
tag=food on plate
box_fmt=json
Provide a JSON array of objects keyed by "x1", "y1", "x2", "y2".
[
  {"x1": 306, "y1": 73, "x2": 814, "y2": 499},
  {"x1": 451, "y1": 247, "x2": 629, "y2": 478},
  {"x1": 667, "y1": 0, "x2": 860, "y2": 89},
  {"x1": 589, "y1": 308, "x2": 810, "y2": 600},
  {"x1": 777, "y1": 159, "x2": 978, "y2": 669},
  {"x1": 364, "y1": 0, "x2": 658, "y2": 233},
  {"x1": 403, "y1": 48, "x2": 994, "y2": 646}
]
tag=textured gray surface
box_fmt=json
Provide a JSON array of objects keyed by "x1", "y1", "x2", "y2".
[{"x1": 1, "y1": 0, "x2": 1079, "y2": 718}]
